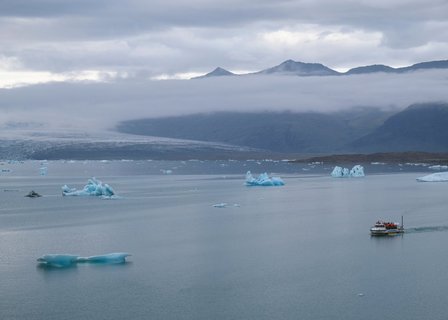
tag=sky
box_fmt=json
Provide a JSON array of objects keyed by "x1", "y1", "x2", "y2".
[
  {"x1": 1, "y1": 0, "x2": 447, "y2": 85},
  {"x1": 0, "y1": 0, "x2": 447, "y2": 134}
]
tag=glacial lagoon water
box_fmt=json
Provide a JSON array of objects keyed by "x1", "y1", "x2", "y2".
[{"x1": 1, "y1": 160, "x2": 448, "y2": 320}]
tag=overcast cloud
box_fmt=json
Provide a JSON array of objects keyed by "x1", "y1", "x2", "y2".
[
  {"x1": 0, "y1": 0, "x2": 447, "y2": 135},
  {"x1": 0, "y1": 0, "x2": 447, "y2": 80}
]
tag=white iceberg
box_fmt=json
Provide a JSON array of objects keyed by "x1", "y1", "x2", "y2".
[
  {"x1": 62, "y1": 177, "x2": 116, "y2": 198},
  {"x1": 245, "y1": 171, "x2": 285, "y2": 186},
  {"x1": 37, "y1": 253, "x2": 131, "y2": 268},
  {"x1": 416, "y1": 172, "x2": 448, "y2": 182},
  {"x1": 331, "y1": 165, "x2": 365, "y2": 178},
  {"x1": 213, "y1": 203, "x2": 228, "y2": 208}
]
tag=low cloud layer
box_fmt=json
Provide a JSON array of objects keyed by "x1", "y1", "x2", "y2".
[{"x1": 1, "y1": 71, "x2": 447, "y2": 133}]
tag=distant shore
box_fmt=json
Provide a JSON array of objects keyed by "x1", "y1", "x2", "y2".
[{"x1": 291, "y1": 152, "x2": 448, "y2": 165}]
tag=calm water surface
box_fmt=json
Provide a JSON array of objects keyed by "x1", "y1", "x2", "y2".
[{"x1": 0, "y1": 161, "x2": 447, "y2": 319}]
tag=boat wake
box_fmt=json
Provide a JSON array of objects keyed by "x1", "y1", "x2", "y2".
[{"x1": 405, "y1": 226, "x2": 448, "y2": 234}]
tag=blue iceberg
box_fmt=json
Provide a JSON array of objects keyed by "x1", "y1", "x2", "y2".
[
  {"x1": 37, "y1": 254, "x2": 80, "y2": 268},
  {"x1": 331, "y1": 165, "x2": 365, "y2": 178},
  {"x1": 245, "y1": 171, "x2": 285, "y2": 186},
  {"x1": 37, "y1": 253, "x2": 131, "y2": 267},
  {"x1": 62, "y1": 177, "x2": 116, "y2": 198}
]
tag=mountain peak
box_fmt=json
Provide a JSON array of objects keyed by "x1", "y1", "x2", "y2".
[
  {"x1": 257, "y1": 60, "x2": 340, "y2": 76},
  {"x1": 345, "y1": 64, "x2": 396, "y2": 75},
  {"x1": 193, "y1": 67, "x2": 235, "y2": 79}
]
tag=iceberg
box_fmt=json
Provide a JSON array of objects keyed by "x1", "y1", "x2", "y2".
[
  {"x1": 350, "y1": 165, "x2": 365, "y2": 177},
  {"x1": 62, "y1": 177, "x2": 116, "y2": 198},
  {"x1": 213, "y1": 203, "x2": 228, "y2": 208},
  {"x1": 245, "y1": 171, "x2": 285, "y2": 186},
  {"x1": 429, "y1": 165, "x2": 448, "y2": 171},
  {"x1": 40, "y1": 166, "x2": 48, "y2": 176},
  {"x1": 77, "y1": 253, "x2": 131, "y2": 264},
  {"x1": 416, "y1": 172, "x2": 448, "y2": 182},
  {"x1": 37, "y1": 253, "x2": 131, "y2": 268},
  {"x1": 37, "y1": 254, "x2": 80, "y2": 268},
  {"x1": 331, "y1": 165, "x2": 365, "y2": 178}
]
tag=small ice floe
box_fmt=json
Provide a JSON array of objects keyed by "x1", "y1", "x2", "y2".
[
  {"x1": 405, "y1": 162, "x2": 429, "y2": 167},
  {"x1": 416, "y1": 172, "x2": 448, "y2": 182},
  {"x1": 62, "y1": 177, "x2": 117, "y2": 198},
  {"x1": 39, "y1": 166, "x2": 48, "y2": 176},
  {"x1": 371, "y1": 162, "x2": 386, "y2": 165},
  {"x1": 213, "y1": 203, "x2": 228, "y2": 208},
  {"x1": 212, "y1": 203, "x2": 241, "y2": 208},
  {"x1": 25, "y1": 190, "x2": 42, "y2": 198},
  {"x1": 160, "y1": 169, "x2": 173, "y2": 175},
  {"x1": 357, "y1": 293, "x2": 365, "y2": 297},
  {"x1": 331, "y1": 165, "x2": 365, "y2": 178},
  {"x1": 245, "y1": 171, "x2": 285, "y2": 186},
  {"x1": 37, "y1": 253, "x2": 131, "y2": 268},
  {"x1": 429, "y1": 165, "x2": 448, "y2": 171}
]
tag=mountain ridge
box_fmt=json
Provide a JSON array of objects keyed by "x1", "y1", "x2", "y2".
[{"x1": 194, "y1": 59, "x2": 448, "y2": 78}]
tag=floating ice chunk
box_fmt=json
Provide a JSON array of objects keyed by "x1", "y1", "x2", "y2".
[
  {"x1": 350, "y1": 165, "x2": 365, "y2": 177},
  {"x1": 40, "y1": 166, "x2": 48, "y2": 176},
  {"x1": 77, "y1": 253, "x2": 131, "y2": 264},
  {"x1": 160, "y1": 169, "x2": 172, "y2": 175},
  {"x1": 37, "y1": 253, "x2": 131, "y2": 268},
  {"x1": 62, "y1": 177, "x2": 116, "y2": 198},
  {"x1": 213, "y1": 203, "x2": 228, "y2": 208},
  {"x1": 331, "y1": 165, "x2": 364, "y2": 178},
  {"x1": 245, "y1": 171, "x2": 285, "y2": 186},
  {"x1": 429, "y1": 165, "x2": 448, "y2": 171},
  {"x1": 417, "y1": 172, "x2": 448, "y2": 182},
  {"x1": 37, "y1": 254, "x2": 79, "y2": 268},
  {"x1": 331, "y1": 166, "x2": 349, "y2": 177}
]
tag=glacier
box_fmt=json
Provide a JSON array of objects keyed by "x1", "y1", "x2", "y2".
[
  {"x1": 62, "y1": 177, "x2": 116, "y2": 198},
  {"x1": 416, "y1": 172, "x2": 448, "y2": 182},
  {"x1": 331, "y1": 165, "x2": 365, "y2": 178},
  {"x1": 245, "y1": 171, "x2": 285, "y2": 186},
  {"x1": 37, "y1": 253, "x2": 131, "y2": 267}
]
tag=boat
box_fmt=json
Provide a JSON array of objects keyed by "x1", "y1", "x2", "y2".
[{"x1": 370, "y1": 216, "x2": 404, "y2": 236}]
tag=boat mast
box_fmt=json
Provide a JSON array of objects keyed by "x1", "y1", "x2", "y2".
[{"x1": 401, "y1": 215, "x2": 404, "y2": 229}]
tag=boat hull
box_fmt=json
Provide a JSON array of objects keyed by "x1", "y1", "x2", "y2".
[{"x1": 370, "y1": 228, "x2": 404, "y2": 236}]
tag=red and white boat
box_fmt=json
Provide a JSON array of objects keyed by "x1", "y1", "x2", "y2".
[{"x1": 370, "y1": 216, "x2": 404, "y2": 236}]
